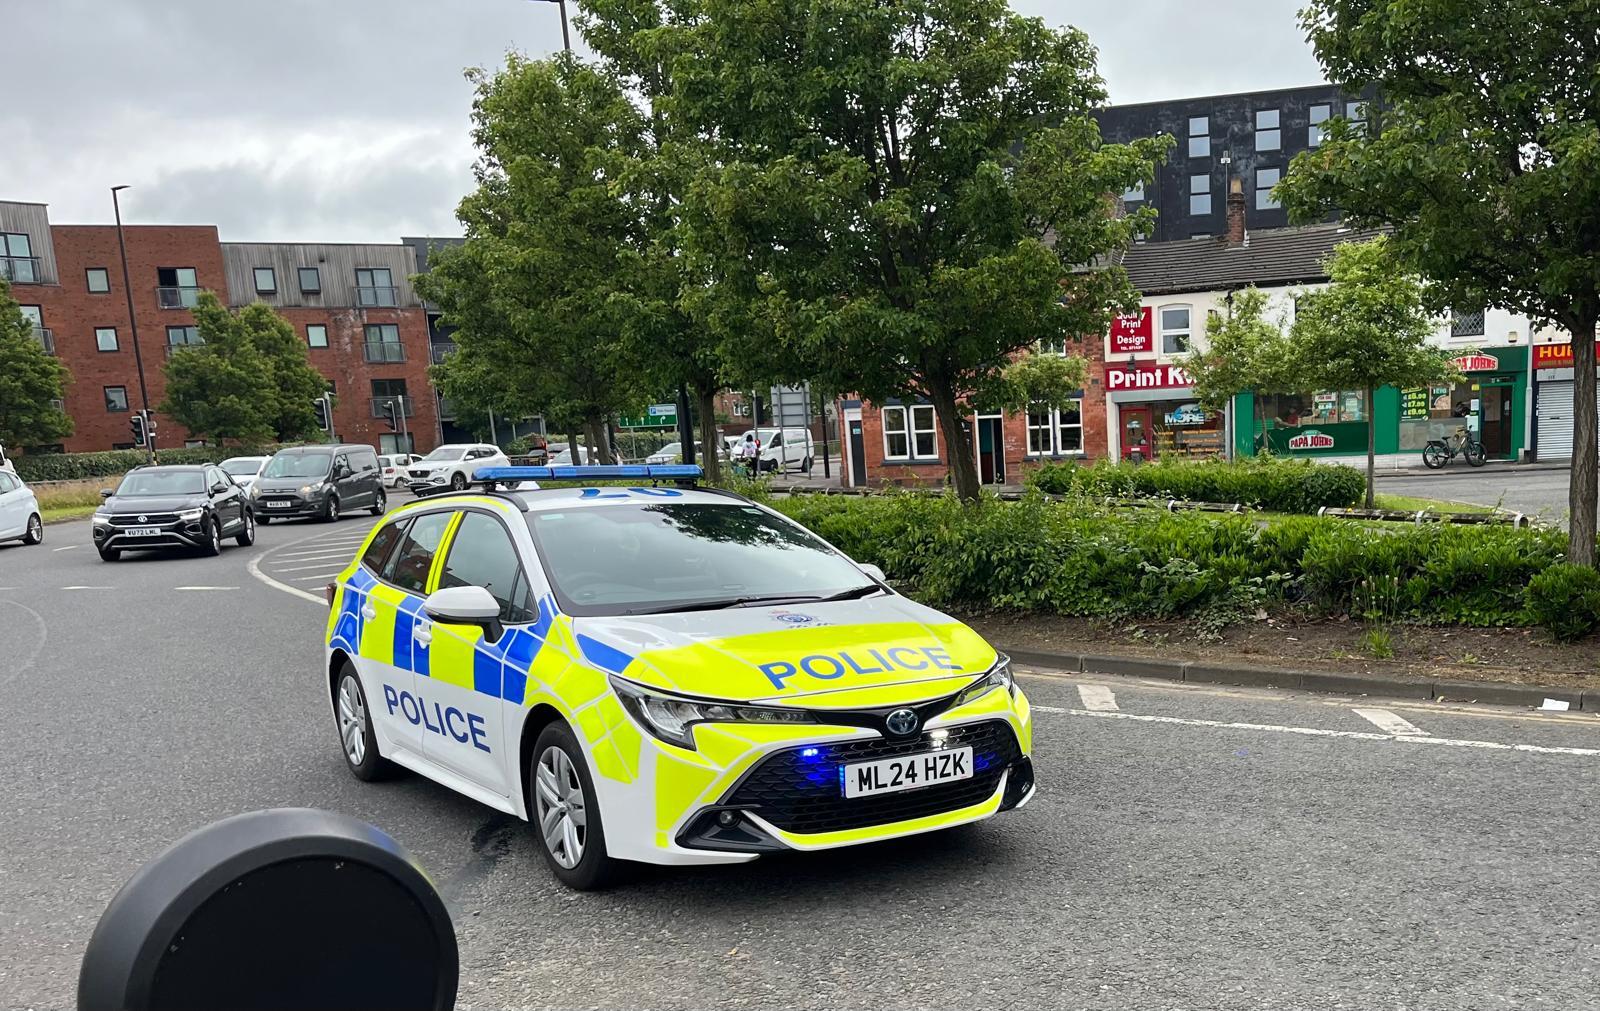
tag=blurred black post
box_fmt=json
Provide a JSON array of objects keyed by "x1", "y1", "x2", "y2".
[{"x1": 676, "y1": 382, "x2": 695, "y2": 467}]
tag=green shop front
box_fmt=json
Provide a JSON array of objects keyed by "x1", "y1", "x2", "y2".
[{"x1": 1234, "y1": 347, "x2": 1528, "y2": 461}]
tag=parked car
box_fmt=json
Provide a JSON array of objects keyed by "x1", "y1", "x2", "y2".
[
  {"x1": 405, "y1": 444, "x2": 510, "y2": 494},
  {"x1": 253, "y1": 445, "x2": 386, "y2": 523},
  {"x1": 644, "y1": 442, "x2": 682, "y2": 465},
  {"x1": 219, "y1": 456, "x2": 269, "y2": 492},
  {"x1": 0, "y1": 470, "x2": 42, "y2": 546},
  {"x1": 91, "y1": 465, "x2": 254, "y2": 560},
  {"x1": 738, "y1": 427, "x2": 816, "y2": 474},
  {"x1": 377, "y1": 453, "x2": 421, "y2": 488},
  {"x1": 548, "y1": 444, "x2": 597, "y2": 466}
]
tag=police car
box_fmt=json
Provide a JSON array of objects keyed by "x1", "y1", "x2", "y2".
[{"x1": 324, "y1": 465, "x2": 1034, "y2": 889}]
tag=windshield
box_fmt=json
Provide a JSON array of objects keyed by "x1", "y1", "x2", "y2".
[
  {"x1": 653, "y1": 444, "x2": 680, "y2": 456},
  {"x1": 525, "y1": 502, "x2": 875, "y2": 616},
  {"x1": 424, "y1": 446, "x2": 467, "y2": 461},
  {"x1": 221, "y1": 458, "x2": 264, "y2": 475},
  {"x1": 262, "y1": 452, "x2": 331, "y2": 479},
  {"x1": 116, "y1": 470, "x2": 205, "y2": 496}
]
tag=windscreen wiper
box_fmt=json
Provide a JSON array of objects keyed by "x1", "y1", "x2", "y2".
[
  {"x1": 629, "y1": 593, "x2": 827, "y2": 615},
  {"x1": 816, "y1": 584, "x2": 885, "y2": 602}
]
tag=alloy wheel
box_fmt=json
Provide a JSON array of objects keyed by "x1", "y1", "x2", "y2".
[
  {"x1": 337, "y1": 674, "x2": 367, "y2": 765},
  {"x1": 534, "y1": 746, "x2": 587, "y2": 868},
  {"x1": 25, "y1": 515, "x2": 42, "y2": 544}
]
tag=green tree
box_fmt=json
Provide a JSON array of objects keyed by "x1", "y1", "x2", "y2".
[
  {"x1": 1182, "y1": 287, "x2": 1299, "y2": 451},
  {"x1": 0, "y1": 278, "x2": 72, "y2": 450},
  {"x1": 671, "y1": 0, "x2": 1166, "y2": 501},
  {"x1": 161, "y1": 292, "x2": 325, "y2": 445},
  {"x1": 1288, "y1": 239, "x2": 1459, "y2": 508},
  {"x1": 1278, "y1": 0, "x2": 1600, "y2": 563}
]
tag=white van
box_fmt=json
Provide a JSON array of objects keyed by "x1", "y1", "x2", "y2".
[{"x1": 739, "y1": 427, "x2": 816, "y2": 474}]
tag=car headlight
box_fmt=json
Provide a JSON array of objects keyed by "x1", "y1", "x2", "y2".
[
  {"x1": 177, "y1": 507, "x2": 205, "y2": 521},
  {"x1": 92, "y1": 512, "x2": 111, "y2": 525},
  {"x1": 299, "y1": 482, "x2": 322, "y2": 495},
  {"x1": 609, "y1": 676, "x2": 813, "y2": 750},
  {"x1": 956, "y1": 655, "x2": 1014, "y2": 706}
]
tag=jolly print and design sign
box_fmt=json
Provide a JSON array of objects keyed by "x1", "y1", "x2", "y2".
[{"x1": 1109, "y1": 307, "x2": 1154, "y2": 355}]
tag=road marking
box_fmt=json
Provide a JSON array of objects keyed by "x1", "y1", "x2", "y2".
[
  {"x1": 1353, "y1": 708, "x2": 1428, "y2": 736},
  {"x1": 1077, "y1": 685, "x2": 1119, "y2": 711},
  {"x1": 247, "y1": 533, "x2": 332, "y2": 605},
  {"x1": 174, "y1": 586, "x2": 238, "y2": 591},
  {"x1": 1030, "y1": 706, "x2": 1600, "y2": 758},
  {"x1": 0, "y1": 599, "x2": 47, "y2": 688},
  {"x1": 293, "y1": 573, "x2": 342, "y2": 582},
  {"x1": 51, "y1": 545, "x2": 80, "y2": 552},
  {"x1": 274, "y1": 544, "x2": 366, "y2": 556},
  {"x1": 269, "y1": 560, "x2": 355, "y2": 573},
  {"x1": 61, "y1": 585, "x2": 113, "y2": 590}
]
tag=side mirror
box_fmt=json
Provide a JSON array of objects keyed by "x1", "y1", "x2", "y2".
[
  {"x1": 422, "y1": 585, "x2": 503, "y2": 643},
  {"x1": 211, "y1": 483, "x2": 228, "y2": 496},
  {"x1": 860, "y1": 562, "x2": 887, "y2": 584},
  {"x1": 100, "y1": 488, "x2": 115, "y2": 499}
]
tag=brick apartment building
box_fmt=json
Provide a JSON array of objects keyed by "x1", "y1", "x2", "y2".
[{"x1": 1, "y1": 199, "x2": 437, "y2": 455}]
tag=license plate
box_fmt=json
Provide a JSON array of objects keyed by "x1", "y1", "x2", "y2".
[
  {"x1": 842, "y1": 746, "x2": 974, "y2": 798},
  {"x1": 266, "y1": 500, "x2": 291, "y2": 508},
  {"x1": 125, "y1": 527, "x2": 161, "y2": 537}
]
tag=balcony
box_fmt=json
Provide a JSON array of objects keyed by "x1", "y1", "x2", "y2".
[
  {"x1": 430, "y1": 342, "x2": 457, "y2": 365},
  {"x1": 370, "y1": 396, "x2": 416, "y2": 419},
  {"x1": 437, "y1": 396, "x2": 457, "y2": 421},
  {"x1": 356, "y1": 286, "x2": 399, "y2": 308},
  {"x1": 1, "y1": 256, "x2": 42, "y2": 284},
  {"x1": 32, "y1": 327, "x2": 54, "y2": 355},
  {"x1": 364, "y1": 342, "x2": 406, "y2": 363},
  {"x1": 157, "y1": 286, "x2": 202, "y2": 309},
  {"x1": 165, "y1": 342, "x2": 204, "y2": 357}
]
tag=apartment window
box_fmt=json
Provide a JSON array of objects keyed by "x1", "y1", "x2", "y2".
[
  {"x1": 105, "y1": 386, "x2": 129, "y2": 412},
  {"x1": 1189, "y1": 174, "x2": 1212, "y2": 216},
  {"x1": 1255, "y1": 109, "x2": 1281, "y2": 152},
  {"x1": 95, "y1": 327, "x2": 119, "y2": 352},
  {"x1": 253, "y1": 267, "x2": 277, "y2": 293},
  {"x1": 1037, "y1": 337, "x2": 1069, "y2": 356},
  {"x1": 1121, "y1": 182, "x2": 1144, "y2": 203},
  {"x1": 1256, "y1": 167, "x2": 1281, "y2": 210},
  {"x1": 298, "y1": 266, "x2": 321, "y2": 293},
  {"x1": 1345, "y1": 100, "x2": 1369, "y2": 135},
  {"x1": 882, "y1": 404, "x2": 937, "y2": 461},
  {"x1": 1026, "y1": 401, "x2": 1084, "y2": 457},
  {"x1": 364, "y1": 323, "x2": 404, "y2": 362},
  {"x1": 307, "y1": 323, "x2": 329, "y2": 348},
  {"x1": 167, "y1": 325, "x2": 203, "y2": 349},
  {"x1": 1309, "y1": 104, "x2": 1332, "y2": 146},
  {"x1": 1160, "y1": 305, "x2": 1192, "y2": 355},
  {"x1": 1, "y1": 233, "x2": 36, "y2": 283},
  {"x1": 371, "y1": 379, "x2": 411, "y2": 419},
  {"x1": 157, "y1": 267, "x2": 199, "y2": 308},
  {"x1": 1451, "y1": 308, "x2": 1486, "y2": 338},
  {"x1": 356, "y1": 267, "x2": 397, "y2": 307},
  {"x1": 86, "y1": 268, "x2": 111, "y2": 293},
  {"x1": 1187, "y1": 116, "x2": 1209, "y2": 158}
]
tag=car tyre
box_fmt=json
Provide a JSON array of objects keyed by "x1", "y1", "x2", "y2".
[
  {"x1": 201, "y1": 516, "x2": 222, "y2": 556},
  {"x1": 450, "y1": 472, "x2": 467, "y2": 491},
  {"x1": 801, "y1": 456, "x2": 814, "y2": 474},
  {"x1": 370, "y1": 490, "x2": 387, "y2": 516},
  {"x1": 531, "y1": 722, "x2": 619, "y2": 891},
  {"x1": 22, "y1": 513, "x2": 43, "y2": 545},
  {"x1": 235, "y1": 510, "x2": 256, "y2": 546},
  {"x1": 323, "y1": 496, "x2": 341, "y2": 522},
  {"x1": 97, "y1": 546, "x2": 120, "y2": 562},
  {"x1": 335, "y1": 662, "x2": 396, "y2": 782}
]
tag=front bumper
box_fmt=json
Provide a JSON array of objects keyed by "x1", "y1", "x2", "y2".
[
  {"x1": 406, "y1": 470, "x2": 452, "y2": 494},
  {"x1": 252, "y1": 491, "x2": 326, "y2": 516},
  {"x1": 93, "y1": 513, "x2": 212, "y2": 549}
]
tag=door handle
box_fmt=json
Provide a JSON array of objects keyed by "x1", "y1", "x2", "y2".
[
  {"x1": 361, "y1": 603, "x2": 377, "y2": 621},
  {"x1": 413, "y1": 622, "x2": 432, "y2": 647}
]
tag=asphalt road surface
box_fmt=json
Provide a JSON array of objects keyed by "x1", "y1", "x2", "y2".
[
  {"x1": 3, "y1": 508, "x2": 1598, "y2": 1010},
  {"x1": 1381, "y1": 466, "x2": 1574, "y2": 526}
]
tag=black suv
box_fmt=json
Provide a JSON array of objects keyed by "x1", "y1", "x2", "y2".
[
  {"x1": 92, "y1": 465, "x2": 255, "y2": 561},
  {"x1": 253, "y1": 445, "x2": 385, "y2": 523}
]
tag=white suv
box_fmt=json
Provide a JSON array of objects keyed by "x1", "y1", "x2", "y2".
[{"x1": 405, "y1": 444, "x2": 509, "y2": 495}]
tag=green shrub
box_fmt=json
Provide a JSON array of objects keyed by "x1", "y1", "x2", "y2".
[
  {"x1": 15, "y1": 443, "x2": 310, "y2": 482},
  {"x1": 1024, "y1": 456, "x2": 1365, "y2": 514},
  {"x1": 1526, "y1": 564, "x2": 1600, "y2": 642}
]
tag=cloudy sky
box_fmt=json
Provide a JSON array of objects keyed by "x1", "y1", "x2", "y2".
[{"x1": 7, "y1": 0, "x2": 1319, "y2": 243}]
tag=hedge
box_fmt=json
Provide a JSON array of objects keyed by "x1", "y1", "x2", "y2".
[
  {"x1": 1023, "y1": 456, "x2": 1366, "y2": 515},
  {"x1": 15, "y1": 444, "x2": 310, "y2": 482},
  {"x1": 774, "y1": 493, "x2": 1578, "y2": 635}
]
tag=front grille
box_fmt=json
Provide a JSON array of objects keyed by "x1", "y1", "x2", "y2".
[
  {"x1": 722, "y1": 719, "x2": 1021, "y2": 835},
  {"x1": 110, "y1": 513, "x2": 179, "y2": 526}
]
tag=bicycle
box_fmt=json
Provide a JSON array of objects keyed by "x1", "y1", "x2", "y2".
[{"x1": 1422, "y1": 426, "x2": 1486, "y2": 469}]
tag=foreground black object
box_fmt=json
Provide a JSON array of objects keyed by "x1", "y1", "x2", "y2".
[{"x1": 78, "y1": 808, "x2": 457, "y2": 1011}]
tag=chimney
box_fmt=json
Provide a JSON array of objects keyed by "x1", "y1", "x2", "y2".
[{"x1": 1226, "y1": 176, "x2": 1247, "y2": 246}]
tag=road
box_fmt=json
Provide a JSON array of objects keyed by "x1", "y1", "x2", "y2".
[
  {"x1": 3, "y1": 507, "x2": 1599, "y2": 1009},
  {"x1": 1381, "y1": 466, "x2": 1573, "y2": 525}
]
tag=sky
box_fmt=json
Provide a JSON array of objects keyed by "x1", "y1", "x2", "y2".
[{"x1": 6, "y1": 0, "x2": 1321, "y2": 243}]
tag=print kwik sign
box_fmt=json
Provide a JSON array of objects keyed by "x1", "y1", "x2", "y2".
[{"x1": 1105, "y1": 362, "x2": 1191, "y2": 391}]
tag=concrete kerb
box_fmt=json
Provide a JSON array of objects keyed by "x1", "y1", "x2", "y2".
[{"x1": 1003, "y1": 644, "x2": 1595, "y2": 711}]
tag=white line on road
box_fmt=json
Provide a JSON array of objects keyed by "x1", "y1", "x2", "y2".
[
  {"x1": 293, "y1": 573, "x2": 341, "y2": 582},
  {"x1": 174, "y1": 586, "x2": 239, "y2": 591},
  {"x1": 1030, "y1": 706, "x2": 1600, "y2": 758},
  {"x1": 61, "y1": 585, "x2": 113, "y2": 590},
  {"x1": 274, "y1": 544, "x2": 365, "y2": 556},
  {"x1": 1353, "y1": 708, "x2": 1429, "y2": 736},
  {"x1": 1077, "y1": 685, "x2": 1119, "y2": 711},
  {"x1": 51, "y1": 545, "x2": 80, "y2": 552},
  {"x1": 269, "y1": 561, "x2": 355, "y2": 573},
  {"x1": 247, "y1": 537, "x2": 330, "y2": 605}
]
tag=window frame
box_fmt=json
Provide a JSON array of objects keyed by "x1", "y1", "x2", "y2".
[
  {"x1": 1255, "y1": 108, "x2": 1281, "y2": 152},
  {"x1": 95, "y1": 326, "x2": 119, "y2": 352},
  {"x1": 298, "y1": 266, "x2": 322, "y2": 293},
  {"x1": 1188, "y1": 174, "x2": 1212, "y2": 216},
  {"x1": 378, "y1": 510, "x2": 457, "y2": 595},
  {"x1": 1309, "y1": 104, "x2": 1332, "y2": 146},
  {"x1": 166, "y1": 324, "x2": 202, "y2": 348},
  {"x1": 104, "y1": 385, "x2": 130, "y2": 413},
  {"x1": 253, "y1": 267, "x2": 277, "y2": 294},
  {"x1": 306, "y1": 323, "x2": 329, "y2": 348},
  {"x1": 1187, "y1": 116, "x2": 1209, "y2": 159},
  {"x1": 881, "y1": 406, "x2": 910, "y2": 460},
  {"x1": 1025, "y1": 400, "x2": 1084, "y2": 458},
  {"x1": 1159, "y1": 304, "x2": 1193, "y2": 356},
  {"x1": 1255, "y1": 167, "x2": 1282, "y2": 210},
  {"x1": 85, "y1": 267, "x2": 111, "y2": 293},
  {"x1": 436, "y1": 509, "x2": 537, "y2": 624},
  {"x1": 881, "y1": 405, "x2": 936, "y2": 461}
]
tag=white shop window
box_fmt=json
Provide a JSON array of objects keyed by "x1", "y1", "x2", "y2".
[{"x1": 1026, "y1": 401, "x2": 1084, "y2": 456}]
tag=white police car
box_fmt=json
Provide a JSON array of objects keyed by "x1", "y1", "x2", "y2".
[{"x1": 324, "y1": 465, "x2": 1034, "y2": 889}]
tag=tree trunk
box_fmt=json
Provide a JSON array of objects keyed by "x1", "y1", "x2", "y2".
[
  {"x1": 567, "y1": 425, "x2": 580, "y2": 465},
  {"x1": 1365, "y1": 382, "x2": 1377, "y2": 509},
  {"x1": 696, "y1": 384, "x2": 721, "y2": 484},
  {"x1": 926, "y1": 378, "x2": 979, "y2": 502},
  {"x1": 584, "y1": 416, "x2": 612, "y2": 465},
  {"x1": 1570, "y1": 313, "x2": 1598, "y2": 566}
]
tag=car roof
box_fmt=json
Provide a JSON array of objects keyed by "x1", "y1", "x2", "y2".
[{"x1": 135, "y1": 464, "x2": 207, "y2": 472}]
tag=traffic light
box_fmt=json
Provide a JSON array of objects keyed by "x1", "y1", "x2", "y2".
[
  {"x1": 313, "y1": 397, "x2": 331, "y2": 432},
  {"x1": 381, "y1": 399, "x2": 398, "y2": 432},
  {"x1": 130, "y1": 412, "x2": 147, "y2": 447}
]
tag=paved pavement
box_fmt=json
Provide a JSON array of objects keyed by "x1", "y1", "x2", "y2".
[
  {"x1": 3, "y1": 507, "x2": 1599, "y2": 1009},
  {"x1": 1379, "y1": 466, "x2": 1575, "y2": 525}
]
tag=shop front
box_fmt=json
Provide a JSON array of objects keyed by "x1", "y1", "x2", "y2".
[
  {"x1": 1105, "y1": 363, "x2": 1225, "y2": 461},
  {"x1": 1532, "y1": 340, "x2": 1600, "y2": 461},
  {"x1": 1397, "y1": 348, "x2": 1527, "y2": 461}
]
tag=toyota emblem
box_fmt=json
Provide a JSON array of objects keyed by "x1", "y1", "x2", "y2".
[
  {"x1": 885, "y1": 708, "x2": 919, "y2": 737},
  {"x1": 137, "y1": 514, "x2": 147, "y2": 523}
]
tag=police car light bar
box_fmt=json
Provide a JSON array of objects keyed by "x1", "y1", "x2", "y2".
[{"x1": 472, "y1": 464, "x2": 704, "y2": 483}]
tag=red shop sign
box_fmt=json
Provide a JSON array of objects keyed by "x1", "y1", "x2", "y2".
[
  {"x1": 1452, "y1": 353, "x2": 1499, "y2": 372},
  {"x1": 1533, "y1": 341, "x2": 1600, "y2": 370},
  {"x1": 1106, "y1": 362, "x2": 1191, "y2": 392},
  {"x1": 1109, "y1": 307, "x2": 1154, "y2": 354}
]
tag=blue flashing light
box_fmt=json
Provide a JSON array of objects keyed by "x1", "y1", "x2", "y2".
[
  {"x1": 473, "y1": 464, "x2": 704, "y2": 483},
  {"x1": 800, "y1": 747, "x2": 820, "y2": 758}
]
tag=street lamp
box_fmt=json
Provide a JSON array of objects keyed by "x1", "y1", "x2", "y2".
[
  {"x1": 111, "y1": 185, "x2": 155, "y2": 464},
  {"x1": 528, "y1": 0, "x2": 572, "y2": 52}
]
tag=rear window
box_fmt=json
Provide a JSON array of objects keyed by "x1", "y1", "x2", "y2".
[
  {"x1": 360, "y1": 520, "x2": 408, "y2": 574},
  {"x1": 382, "y1": 512, "x2": 455, "y2": 594}
]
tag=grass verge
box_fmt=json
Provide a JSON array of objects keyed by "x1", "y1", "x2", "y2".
[{"x1": 1371, "y1": 492, "x2": 1495, "y2": 514}]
